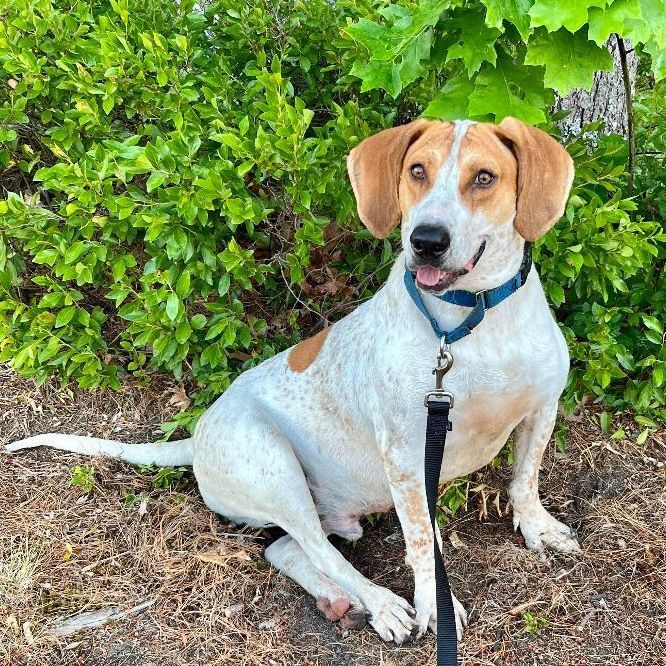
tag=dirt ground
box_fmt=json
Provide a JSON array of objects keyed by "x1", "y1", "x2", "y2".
[{"x1": 1, "y1": 364, "x2": 665, "y2": 666}]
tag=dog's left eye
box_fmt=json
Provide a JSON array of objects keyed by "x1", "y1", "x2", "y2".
[
  {"x1": 409, "y1": 164, "x2": 426, "y2": 180},
  {"x1": 475, "y1": 170, "x2": 495, "y2": 187}
]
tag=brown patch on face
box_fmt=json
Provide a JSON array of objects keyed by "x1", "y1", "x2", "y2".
[
  {"x1": 398, "y1": 123, "x2": 455, "y2": 219},
  {"x1": 458, "y1": 123, "x2": 518, "y2": 227},
  {"x1": 347, "y1": 120, "x2": 434, "y2": 238},
  {"x1": 494, "y1": 117, "x2": 575, "y2": 240},
  {"x1": 287, "y1": 326, "x2": 332, "y2": 373}
]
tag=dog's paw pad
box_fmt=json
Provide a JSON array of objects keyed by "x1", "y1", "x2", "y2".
[{"x1": 316, "y1": 596, "x2": 350, "y2": 621}]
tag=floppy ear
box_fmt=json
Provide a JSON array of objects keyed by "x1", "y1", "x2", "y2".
[
  {"x1": 347, "y1": 120, "x2": 431, "y2": 238},
  {"x1": 495, "y1": 117, "x2": 574, "y2": 241}
]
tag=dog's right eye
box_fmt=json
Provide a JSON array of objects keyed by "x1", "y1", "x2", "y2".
[{"x1": 409, "y1": 164, "x2": 426, "y2": 180}]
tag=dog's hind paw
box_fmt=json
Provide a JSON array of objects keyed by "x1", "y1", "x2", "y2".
[{"x1": 316, "y1": 595, "x2": 367, "y2": 630}]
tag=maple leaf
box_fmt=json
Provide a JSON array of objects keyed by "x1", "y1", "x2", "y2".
[
  {"x1": 644, "y1": 38, "x2": 666, "y2": 79},
  {"x1": 525, "y1": 28, "x2": 613, "y2": 93},
  {"x1": 423, "y1": 74, "x2": 476, "y2": 119},
  {"x1": 529, "y1": 0, "x2": 606, "y2": 33},
  {"x1": 625, "y1": 0, "x2": 666, "y2": 49},
  {"x1": 481, "y1": 0, "x2": 534, "y2": 40},
  {"x1": 468, "y1": 51, "x2": 550, "y2": 123},
  {"x1": 350, "y1": 60, "x2": 402, "y2": 97},
  {"x1": 588, "y1": 0, "x2": 641, "y2": 46},
  {"x1": 343, "y1": 0, "x2": 450, "y2": 97},
  {"x1": 447, "y1": 8, "x2": 501, "y2": 75}
]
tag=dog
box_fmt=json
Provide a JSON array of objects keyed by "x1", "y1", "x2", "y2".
[{"x1": 7, "y1": 117, "x2": 579, "y2": 644}]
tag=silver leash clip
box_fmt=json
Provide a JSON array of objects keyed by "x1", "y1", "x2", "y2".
[{"x1": 424, "y1": 337, "x2": 455, "y2": 407}]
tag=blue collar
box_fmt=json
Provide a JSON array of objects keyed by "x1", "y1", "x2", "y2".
[{"x1": 403, "y1": 243, "x2": 532, "y2": 344}]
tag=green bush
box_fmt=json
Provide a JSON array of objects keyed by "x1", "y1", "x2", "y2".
[{"x1": 0, "y1": 0, "x2": 664, "y2": 430}]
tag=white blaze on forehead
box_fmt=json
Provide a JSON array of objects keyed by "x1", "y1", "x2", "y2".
[
  {"x1": 414, "y1": 120, "x2": 476, "y2": 216},
  {"x1": 437, "y1": 120, "x2": 475, "y2": 195}
]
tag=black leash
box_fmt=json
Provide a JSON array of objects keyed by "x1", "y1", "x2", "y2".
[
  {"x1": 424, "y1": 348, "x2": 457, "y2": 665},
  {"x1": 412, "y1": 244, "x2": 533, "y2": 665}
]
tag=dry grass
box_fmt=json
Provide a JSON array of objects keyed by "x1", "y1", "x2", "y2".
[{"x1": 0, "y1": 364, "x2": 664, "y2": 665}]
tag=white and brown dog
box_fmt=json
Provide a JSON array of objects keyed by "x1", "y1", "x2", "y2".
[{"x1": 7, "y1": 117, "x2": 579, "y2": 644}]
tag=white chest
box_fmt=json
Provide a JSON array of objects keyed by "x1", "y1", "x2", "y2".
[{"x1": 371, "y1": 279, "x2": 568, "y2": 479}]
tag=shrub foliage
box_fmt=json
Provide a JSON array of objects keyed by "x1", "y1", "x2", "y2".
[{"x1": 0, "y1": 0, "x2": 664, "y2": 431}]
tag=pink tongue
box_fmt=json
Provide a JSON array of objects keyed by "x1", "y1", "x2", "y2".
[{"x1": 416, "y1": 266, "x2": 443, "y2": 287}]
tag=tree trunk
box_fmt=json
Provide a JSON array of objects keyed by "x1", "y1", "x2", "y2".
[{"x1": 553, "y1": 35, "x2": 637, "y2": 138}]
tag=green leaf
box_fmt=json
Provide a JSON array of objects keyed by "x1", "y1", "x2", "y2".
[
  {"x1": 625, "y1": 0, "x2": 666, "y2": 49},
  {"x1": 588, "y1": 0, "x2": 641, "y2": 46},
  {"x1": 447, "y1": 9, "x2": 501, "y2": 76},
  {"x1": 64, "y1": 242, "x2": 86, "y2": 264},
  {"x1": 175, "y1": 319, "x2": 191, "y2": 344},
  {"x1": 423, "y1": 75, "x2": 476, "y2": 119},
  {"x1": 481, "y1": 0, "x2": 534, "y2": 40},
  {"x1": 468, "y1": 52, "x2": 549, "y2": 122},
  {"x1": 146, "y1": 172, "x2": 167, "y2": 192},
  {"x1": 55, "y1": 306, "x2": 76, "y2": 328},
  {"x1": 397, "y1": 30, "x2": 434, "y2": 88},
  {"x1": 38, "y1": 292, "x2": 63, "y2": 308},
  {"x1": 525, "y1": 28, "x2": 614, "y2": 93},
  {"x1": 349, "y1": 60, "x2": 402, "y2": 97},
  {"x1": 175, "y1": 270, "x2": 191, "y2": 298},
  {"x1": 636, "y1": 428, "x2": 649, "y2": 445},
  {"x1": 218, "y1": 273, "x2": 231, "y2": 296},
  {"x1": 599, "y1": 410, "x2": 611, "y2": 433},
  {"x1": 546, "y1": 281, "x2": 565, "y2": 306},
  {"x1": 190, "y1": 314, "x2": 207, "y2": 330},
  {"x1": 642, "y1": 315, "x2": 664, "y2": 335},
  {"x1": 644, "y1": 38, "x2": 666, "y2": 80},
  {"x1": 34, "y1": 249, "x2": 59, "y2": 265},
  {"x1": 529, "y1": 0, "x2": 606, "y2": 33},
  {"x1": 111, "y1": 258, "x2": 126, "y2": 282},
  {"x1": 166, "y1": 293, "x2": 179, "y2": 321},
  {"x1": 344, "y1": 0, "x2": 450, "y2": 96}
]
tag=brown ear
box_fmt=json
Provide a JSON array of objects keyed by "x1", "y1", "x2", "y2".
[
  {"x1": 495, "y1": 117, "x2": 574, "y2": 241},
  {"x1": 347, "y1": 120, "x2": 432, "y2": 238}
]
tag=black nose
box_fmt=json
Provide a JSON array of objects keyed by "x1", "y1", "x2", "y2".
[{"x1": 410, "y1": 225, "x2": 451, "y2": 258}]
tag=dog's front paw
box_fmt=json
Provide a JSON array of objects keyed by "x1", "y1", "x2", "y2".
[
  {"x1": 365, "y1": 586, "x2": 417, "y2": 644},
  {"x1": 414, "y1": 585, "x2": 467, "y2": 640},
  {"x1": 514, "y1": 504, "x2": 580, "y2": 555}
]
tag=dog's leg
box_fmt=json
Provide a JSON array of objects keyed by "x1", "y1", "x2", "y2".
[
  {"x1": 194, "y1": 421, "x2": 417, "y2": 643},
  {"x1": 382, "y1": 445, "x2": 468, "y2": 639},
  {"x1": 287, "y1": 519, "x2": 418, "y2": 643},
  {"x1": 265, "y1": 535, "x2": 367, "y2": 629},
  {"x1": 509, "y1": 403, "x2": 580, "y2": 553}
]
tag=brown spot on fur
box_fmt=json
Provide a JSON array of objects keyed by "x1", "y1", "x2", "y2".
[
  {"x1": 288, "y1": 326, "x2": 332, "y2": 372},
  {"x1": 458, "y1": 123, "x2": 518, "y2": 227}
]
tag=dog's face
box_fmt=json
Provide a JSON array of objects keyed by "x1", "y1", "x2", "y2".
[{"x1": 347, "y1": 118, "x2": 574, "y2": 293}]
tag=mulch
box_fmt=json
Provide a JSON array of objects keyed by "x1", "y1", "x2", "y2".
[{"x1": 1, "y1": 365, "x2": 664, "y2": 665}]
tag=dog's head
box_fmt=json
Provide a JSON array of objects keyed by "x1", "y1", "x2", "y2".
[{"x1": 347, "y1": 118, "x2": 574, "y2": 293}]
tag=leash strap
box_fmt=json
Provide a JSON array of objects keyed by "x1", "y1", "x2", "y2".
[
  {"x1": 404, "y1": 243, "x2": 532, "y2": 342},
  {"x1": 425, "y1": 397, "x2": 457, "y2": 665},
  {"x1": 414, "y1": 243, "x2": 532, "y2": 665}
]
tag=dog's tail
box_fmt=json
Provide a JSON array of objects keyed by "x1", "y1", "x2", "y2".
[{"x1": 4, "y1": 433, "x2": 194, "y2": 467}]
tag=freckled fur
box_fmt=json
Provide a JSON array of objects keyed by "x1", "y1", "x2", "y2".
[{"x1": 7, "y1": 117, "x2": 577, "y2": 645}]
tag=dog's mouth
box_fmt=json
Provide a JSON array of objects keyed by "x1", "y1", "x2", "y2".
[{"x1": 413, "y1": 241, "x2": 486, "y2": 292}]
